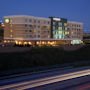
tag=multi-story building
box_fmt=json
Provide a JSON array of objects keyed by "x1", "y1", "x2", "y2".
[
  {"x1": 67, "y1": 21, "x2": 83, "y2": 44},
  {"x1": 4, "y1": 15, "x2": 83, "y2": 46}
]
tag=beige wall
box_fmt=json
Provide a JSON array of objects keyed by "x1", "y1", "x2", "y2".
[
  {"x1": 4, "y1": 15, "x2": 83, "y2": 41},
  {"x1": 67, "y1": 22, "x2": 83, "y2": 40},
  {"x1": 4, "y1": 15, "x2": 51, "y2": 40}
]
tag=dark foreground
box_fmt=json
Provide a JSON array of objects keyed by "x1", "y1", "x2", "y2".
[
  {"x1": 0, "y1": 66, "x2": 90, "y2": 90},
  {"x1": 0, "y1": 45, "x2": 90, "y2": 72}
]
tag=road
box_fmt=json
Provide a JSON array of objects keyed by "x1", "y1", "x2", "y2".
[{"x1": 0, "y1": 66, "x2": 90, "y2": 90}]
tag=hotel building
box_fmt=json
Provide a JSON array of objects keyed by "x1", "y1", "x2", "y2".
[{"x1": 4, "y1": 15, "x2": 83, "y2": 46}]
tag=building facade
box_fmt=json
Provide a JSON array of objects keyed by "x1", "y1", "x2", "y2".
[{"x1": 4, "y1": 15, "x2": 83, "y2": 46}]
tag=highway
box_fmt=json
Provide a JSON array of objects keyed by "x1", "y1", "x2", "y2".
[{"x1": 0, "y1": 66, "x2": 90, "y2": 90}]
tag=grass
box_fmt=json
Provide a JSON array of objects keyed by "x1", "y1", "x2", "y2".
[{"x1": 0, "y1": 46, "x2": 90, "y2": 72}]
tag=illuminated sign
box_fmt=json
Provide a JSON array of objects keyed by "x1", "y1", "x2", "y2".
[
  {"x1": 53, "y1": 18, "x2": 61, "y2": 21},
  {"x1": 5, "y1": 19, "x2": 9, "y2": 23}
]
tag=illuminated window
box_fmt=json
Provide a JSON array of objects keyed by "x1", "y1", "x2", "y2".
[
  {"x1": 10, "y1": 30, "x2": 13, "y2": 32},
  {"x1": 64, "y1": 23, "x2": 67, "y2": 26},
  {"x1": 10, "y1": 35, "x2": 13, "y2": 38},
  {"x1": 34, "y1": 30, "x2": 36, "y2": 32},
  {"x1": 48, "y1": 26, "x2": 50, "y2": 30}
]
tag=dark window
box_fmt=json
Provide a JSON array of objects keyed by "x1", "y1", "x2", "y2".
[
  {"x1": 34, "y1": 35, "x2": 36, "y2": 38},
  {"x1": 29, "y1": 35, "x2": 32, "y2": 38},
  {"x1": 38, "y1": 20, "x2": 40, "y2": 23},
  {"x1": 48, "y1": 21, "x2": 50, "y2": 24},
  {"x1": 29, "y1": 25, "x2": 32, "y2": 27},
  {"x1": 29, "y1": 30, "x2": 32, "y2": 32},
  {"x1": 44, "y1": 21, "x2": 46, "y2": 24},
  {"x1": 34, "y1": 25, "x2": 36, "y2": 28},
  {"x1": 29, "y1": 19, "x2": 32, "y2": 22},
  {"x1": 38, "y1": 35, "x2": 40, "y2": 38},
  {"x1": 25, "y1": 24, "x2": 27, "y2": 27},
  {"x1": 25, "y1": 30, "x2": 27, "y2": 32},
  {"x1": 34, "y1": 19, "x2": 36, "y2": 23},
  {"x1": 25, "y1": 19, "x2": 27, "y2": 22}
]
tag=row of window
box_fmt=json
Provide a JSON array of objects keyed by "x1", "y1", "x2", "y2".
[
  {"x1": 25, "y1": 35, "x2": 49, "y2": 38},
  {"x1": 25, "y1": 24, "x2": 50, "y2": 30},
  {"x1": 67, "y1": 24, "x2": 81, "y2": 27},
  {"x1": 25, "y1": 29, "x2": 50, "y2": 33},
  {"x1": 67, "y1": 28, "x2": 82, "y2": 31},
  {"x1": 25, "y1": 19, "x2": 50, "y2": 24}
]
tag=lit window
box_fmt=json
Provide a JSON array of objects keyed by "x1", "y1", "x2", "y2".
[
  {"x1": 10, "y1": 30, "x2": 13, "y2": 32},
  {"x1": 10, "y1": 35, "x2": 13, "y2": 37},
  {"x1": 64, "y1": 23, "x2": 67, "y2": 26},
  {"x1": 34, "y1": 30, "x2": 36, "y2": 32}
]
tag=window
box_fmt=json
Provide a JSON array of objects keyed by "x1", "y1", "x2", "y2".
[
  {"x1": 25, "y1": 19, "x2": 28, "y2": 22},
  {"x1": 26, "y1": 35, "x2": 28, "y2": 38},
  {"x1": 29, "y1": 25, "x2": 32, "y2": 27},
  {"x1": 29, "y1": 30, "x2": 32, "y2": 32},
  {"x1": 38, "y1": 20, "x2": 40, "y2": 23},
  {"x1": 25, "y1": 30, "x2": 27, "y2": 32},
  {"x1": 44, "y1": 30, "x2": 46, "y2": 33},
  {"x1": 29, "y1": 35, "x2": 32, "y2": 38},
  {"x1": 38, "y1": 35, "x2": 40, "y2": 38},
  {"x1": 38, "y1": 26, "x2": 40, "y2": 28},
  {"x1": 34, "y1": 19, "x2": 36, "y2": 23},
  {"x1": 34, "y1": 25, "x2": 36, "y2": 28},
  {"x1": 48, "y1": 31, "x2": 49, "y2": 33},
  {"x1": 34, "y1": 35, "x2": 36, "y2": 38},
  {"x1": 48, "y1": 21, "x2": 50, "y2": 24},
  {"x1": 44, "y1": 21, "x2": 46, "y2": 24},
  {"x1": 29, "y1": 19, "x2": 32, "y2": 23},
  {"x1": 25, "y1": 24, "x2": 27, "y2": 27}
]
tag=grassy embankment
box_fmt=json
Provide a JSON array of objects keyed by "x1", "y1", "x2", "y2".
[{"x1": 0, "y1": 45, "x2": 90, "y2": 72}]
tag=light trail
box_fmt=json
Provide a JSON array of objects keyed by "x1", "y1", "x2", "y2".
[{"x1": 0, "y1": 69, "x2": 90, "y2": 90}]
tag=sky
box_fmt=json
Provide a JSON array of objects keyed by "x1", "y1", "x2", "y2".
[{"x1": 0, "y1": 0, "x2": 90, "y2": 33}]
